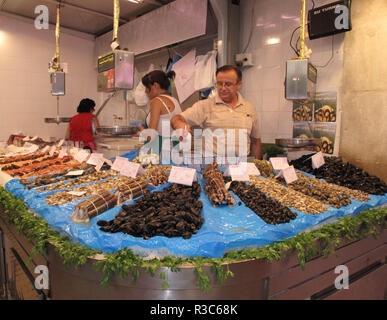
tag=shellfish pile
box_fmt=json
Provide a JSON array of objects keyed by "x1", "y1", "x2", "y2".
[
  {"x1": 202, "y1": 163, "x2": 236, "y2": 207},
  {"x1": 228, "y1": 181, "x2": 297, "y2": 224},
  {"x1": 97, "y1": 182, "x2": 203, "y2": 240},
  {"x1": 290, "y1": 155, "x2": 387, "y2": 195},
  {"x1": 45, "y1": 176, "x2": 139, "y2": 206},
  {"x1": 249, "y1": 176, "x2": 328, "y2": 214}
]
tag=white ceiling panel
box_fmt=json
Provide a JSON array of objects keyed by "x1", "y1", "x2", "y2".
[{"x1": 0, "y1": 0, "x2": 174, "y2": 36}]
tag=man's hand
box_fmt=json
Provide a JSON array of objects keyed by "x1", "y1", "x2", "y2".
[
  {"x1": 171, "y1": 114, "x2": 191, "y2": 133},
  {"x1": 250, "y1": 137, "x2": 262, "y2": 160}
]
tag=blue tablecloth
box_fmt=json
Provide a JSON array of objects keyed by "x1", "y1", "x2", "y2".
[{"x1": 5, "y1": 152, "x2": 387, "y2": 258}]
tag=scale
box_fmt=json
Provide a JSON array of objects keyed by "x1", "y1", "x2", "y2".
[
  {"x1": 93, "y1": 0, "x2": 143, "y2": 156},
  {"x1": 94, "y1": 0, "x2": 139, "y2": 138},
  {"x1": 278, "y1": 0, "x2": 320, "y2": 151},
  {"x1": 44, "y1": 2, "x2": 70, "y2": 125}
]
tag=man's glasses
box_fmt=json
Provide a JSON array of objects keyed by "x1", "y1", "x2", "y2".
[{"x1": 216, "y1": 81, "x2": 238, "y2": 88}]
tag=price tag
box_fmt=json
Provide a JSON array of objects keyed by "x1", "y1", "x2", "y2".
[
  {"x1": 111, "y1": 156, "x2": 129, "y2": 172},
  {"x1": 57, "y1": 139, "x2": 65, "y2": 148},
  {"x1": 280, "y1": 165, "x2": 298, "y2": 184},
  {"x1": 312, "y1": 152, "x2": 325, "y2": 169},
  {"x1": 87, "y1": 153, "x2": 104, "y2": 166},
  {"x1": 269, "y1": 157, "x2": 289, "y2": 171},
  {"x1": 224, "y1": 164, "x2": 249, "y2": 181},
  {"x1": 74, "y1": 150, "x2": 90, "y2": 163},
  {"x1": 65, "y1": 170, "x2": 84, "y2": 177},
  {"x1": 49, "y1": 145, "x2": 57, "y2": 156},
  {"x1": 67, "y1": 191, "x2": 86, "y2": 197},
  {"x1": 58, "y1": 148, "x2": 67, "y2": 159},
  {"x1": 247, "y1": 162, "x2": 260, "y2": 176},
  {"x1": 41, "y1": 146, "x2": 50, "y2": 154},
  {"x1": 120, "y1": 162, "x2": 145, "y2": 179},
  {"x1": 168, "y1": 166, "x2": 197, "y2": 186},
  {"x1": 95, "y1": 158, "x2": 105, "y2": 172}
]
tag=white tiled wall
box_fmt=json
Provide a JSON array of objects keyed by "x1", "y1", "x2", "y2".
[
  {"x1": 0, "y1": 15, "x2": 98, "y2": 142},
  {"x1": 239, "y1": 0, "x2": 344, "y2": 143}
]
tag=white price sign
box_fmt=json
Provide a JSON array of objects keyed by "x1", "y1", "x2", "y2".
[
  {"x1": 280, "y1": 165, "x2": 298, "y2": 184},
  {"x1": 87, "y1": 153, "x2": 104, "y2": 166},
  {"x1": 120, "y1": 162, "x2": 145, "y2": 179},
  {"x1": 224, "y1": 164, "x2": 249, "y2": 181},
  {"x1": 67, "y1": 191, "x2": 86, "y2": 197},
  {"x1": 312, "y1": 152, "x2": 325, "y2": 169},
  {"x1": 111, "y1": 156, "x2": 129, "y2": 172},
  {"x1": 269, "y1": 157, "x2": 289, "y2": 171},
  {"x1": 74, "y1": 150, "x2": 90, "y2": 163},
  {"x1": 168, "y1": 166, "x2": 197, "y2": 186},
  {"x1": 65, "y1": 170, "x2": 84, "y2": 177},
  {"x1": 95, "y1": 158, "x2": 105, "y2": 172}
]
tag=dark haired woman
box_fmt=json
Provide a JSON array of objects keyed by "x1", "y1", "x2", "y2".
[
  {"x1": 141, "y1": 70, "x2": 182, "y2": 154},
  {"x1": 65, "y1": 98, "x2": 100, "y2": 151}
]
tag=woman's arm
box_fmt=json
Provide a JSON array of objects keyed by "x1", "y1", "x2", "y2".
[{"x1": 65, "y1": 123, "x2": 71, "y2": 140}]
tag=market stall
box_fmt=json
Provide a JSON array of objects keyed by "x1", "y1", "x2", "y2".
[
  {"x1": 1, "y1": 0, "x2": 387, "y2": 302},
  {"x1": 0, "y1": 137, "x2": 386, "y2": 300}
]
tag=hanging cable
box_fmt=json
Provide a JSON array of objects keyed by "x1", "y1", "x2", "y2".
[{"x1": 290, "y1": 26, "x2": 300, "y2": 57}]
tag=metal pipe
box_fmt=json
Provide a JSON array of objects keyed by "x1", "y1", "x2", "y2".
[
  {"x1": 95, "y1": 92, "x2": 118, "y2": 119},
  {"x1": 54, "y1": 5, "x2": 60, "y2": 70},
  {"x1": 113, "y1": 0, "x2": 120, "y2": 42},
  {"x1": 299, "y1": 0, "x2": 306, "y2": 60}
]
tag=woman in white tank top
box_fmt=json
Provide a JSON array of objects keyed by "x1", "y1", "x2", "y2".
[{"x1": 141, "y1": 70, "x2": 182, "y2": 153}]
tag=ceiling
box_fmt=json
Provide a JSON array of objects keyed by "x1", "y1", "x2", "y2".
[{"x1": 0, "y1": 0, "x2": 174, "y2": 37}]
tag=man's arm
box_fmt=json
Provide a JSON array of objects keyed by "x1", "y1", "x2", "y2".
[{"x1": 250, "y1": 137, "x2": 262, "y2": 160}]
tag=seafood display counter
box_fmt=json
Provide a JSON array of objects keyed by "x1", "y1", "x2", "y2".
[
  {"x1": 0, "y1": 142, "x2": 386, "y2": 300},
  {"x1": 0, "y1": 213, "x2": 385, "y2": 300}
]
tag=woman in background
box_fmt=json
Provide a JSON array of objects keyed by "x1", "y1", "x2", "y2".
[
  {"x1": 140, "y1": 70, "x2": 182, "y2": 154},
  {"x1": 65, "y1": 98, "x2": 100, "y2": 152}
]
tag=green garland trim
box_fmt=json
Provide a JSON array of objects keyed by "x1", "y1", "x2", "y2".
[{"x1": 0, "y1": 186, "x2": 386, "y2": 292}]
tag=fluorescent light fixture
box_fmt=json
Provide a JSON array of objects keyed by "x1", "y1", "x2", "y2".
[
  {"x1": 266, "y1": 37, "x2": 281, "y2": 45},
  {"x1": 127, "y1": 0, "x2": 143, "y2": 3}
]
